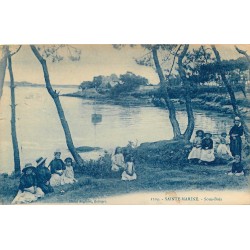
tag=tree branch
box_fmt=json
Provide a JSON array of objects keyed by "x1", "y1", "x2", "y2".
[
  {"x1": 10, "y1": 45, "x2": 22, "y2": 57},
  {"x1": 166, "y1": 45, "x2": 182, "y2": 80},
  {"x1": 235, "y1": 45, "x2": 250, "y2": 63},
  {"x1": 30, "y1": 45, "x2": 46, "y2": 63}
]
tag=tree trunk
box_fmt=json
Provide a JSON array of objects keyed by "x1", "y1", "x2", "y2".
[
  {"x1": 7, "y1": 54, "x2": 21, "y2": 175},
  {"x1": 30, "y1": 45, "x2": 84, "y2": 167},
  {"x1": 212, "y1": 45, "x2": 250, "y2": 143},
  {"x1": 177, "y1": 45, "x2": 195, "y2": 140},
  {"x1": 235, "y1": 46, "x2": 250, "y2": 89},
  {"x1": 0, "y1": 46, "x2": 8, "y2": 99},
  {"x1": 152, "y1": 46, "x2": 181, "y2": 139}
]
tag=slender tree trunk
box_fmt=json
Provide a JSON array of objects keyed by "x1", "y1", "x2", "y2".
[
  {"x1": 152, "y1": 46, "x2": 181, "y2": 139},
  {"x1": 30, "y1": 45, "x2": 84, "y2": 167},
  {"x1": 0, "y1": 46, "x2": 8, "y2": 99},
  {"x1": 7, "y1": 54, "x2": 21, "y2": 175},
  {"x1": 177, "y1": 45, "x2": 195, "y2": 140},
  {"x1": 212, "y1": 45, "x2": 250, "y2": 143}
]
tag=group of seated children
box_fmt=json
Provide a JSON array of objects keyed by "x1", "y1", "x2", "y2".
[
  {"x1": 188, "y1": 130, "x2": 216, "y2": 165},
  {"x1": 111, "y1": 147, "x2": 137, "y2": 181},
  {"x1": 12, "y1": 149, "x2": 77, "y2": 204},
  {"x1": 188, "y1": 116, "x2": 245, "y2": 176}
]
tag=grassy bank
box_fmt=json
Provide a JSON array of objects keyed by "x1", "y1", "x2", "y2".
[{"x1": 1, "y1": 140, "x2": 249, "y2": 204}]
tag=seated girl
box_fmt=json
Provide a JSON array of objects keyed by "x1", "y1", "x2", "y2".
[
  {"x1": 61, "y1": 157, "x2": 77, "y2": 185},
  {"x1": 121, "y1": 155, "x2": 137, "y2": 181},
  {"x1": 111, "y1": 147, "x2": 125, "y2": 172},
  {"x1": 226, "y1": 155, "x2": 245, "y2": 176},
  {"x1": 199, "y1": 132, "x2": 215, "y2": 164},
  {"x1": 12, "y1": 163, "x2": 44, "y2": 204},
  {"x1": 188, "y1": 130, "x2": 204, "y2": 163},
  {"x1": 216, "y1": 132, "x2": 233, "y2": 160},
  {"x1": 49, "y1": 149, "x2": 66, "y2": 186}
]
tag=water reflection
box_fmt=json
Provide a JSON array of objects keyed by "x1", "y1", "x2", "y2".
[{"x1": 0, "y1": 86, "x2": 233, "y2": 173}]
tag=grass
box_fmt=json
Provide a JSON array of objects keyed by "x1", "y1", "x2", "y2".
[
  {"x1": 38, "y1": 162, "x2": 249, "y2": 203},
  {"x1": 1, "y1": 140, "x2": 249, "y2": 204}
]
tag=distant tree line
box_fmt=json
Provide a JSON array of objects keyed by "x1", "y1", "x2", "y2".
[{"x1": 79, "y1": 71, "x2": 149, "y2": 97}]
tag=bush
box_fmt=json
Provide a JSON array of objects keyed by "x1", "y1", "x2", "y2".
[
  {"x1": 213, "y1": 95, "x2": 225, "y2": 103},
  {"x1": 111, "y1": 72, "x2": 149, "y2": 98},
  {"x1": 78, "y1": 153, "x2": 112, "y2": 178},
  {"x1": 220, "y1": 99, "x2": 231, "y2": 105},
  {"x1": 133, "y1": 140, "x2": 190, "y2": 169}
]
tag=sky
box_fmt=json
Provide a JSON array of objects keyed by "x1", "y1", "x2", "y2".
[{"x1": 3, "y1": 44, "x2": 250, "y2": 85}]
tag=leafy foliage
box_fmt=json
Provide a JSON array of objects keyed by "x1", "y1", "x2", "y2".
[
  {"x1": 110, "y1": 72, "x2": 149, "y2": 97},
  {"x1": 36, "y1": 45, "x2": 81, "y2": 62},
  {"x1": 135, "y1": 44, "x2": 180, "y2": 76}
]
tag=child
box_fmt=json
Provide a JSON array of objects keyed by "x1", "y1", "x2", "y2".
[
  {"x1": 121, "y1": 155, "x2": 137, "y2": 181},
  {"x1": 36, "y1": 157, "x2": 54, "y2": 194},
  {"x1": 12, "y1": 163, "x2": 44, "y2": 204},
  {"x1": 227, "y1": 155, "x2": 244, "y2": 176},
  {"x1": 111, "y1": 147, "x2": 125, "y2": 172},
  {"x1": 200, "y1": 132, "x2": 215, "y2": 164},
  {"x1": 229, "y1": 116, "x2": 244, "y2": 157},
  {"x1": 188, "y1": 130, "x2": 204, "y2": 163},
  {"x1": 61, "y1": 157, "x2": 77, "y2": 185},
  {"x1": 216, "y1": 132, "x2": 233, "y2": 160},
  {"x1": 49, "y1": 149, "x2": 66, "y2": 186}
]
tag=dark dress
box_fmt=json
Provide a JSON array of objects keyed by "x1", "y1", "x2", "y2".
[
  {"x1": 36, "y1": 165, "x2": 54, "y2": 194},
  {"x1": 49, "y1": 159, "x2": 65, "y2": 174},
  {"x1": 229, "y1": 125, "x2": 244, "y2": 157},
  {"x1": 201, "y1": 138, "x2": 213, "y2": 150},
  {"x1": 19, "y1": 173, "x2": 37, "y2": 192},
  {"x1": 232, "y1": 162, "x2": 243, "y2": 173}
]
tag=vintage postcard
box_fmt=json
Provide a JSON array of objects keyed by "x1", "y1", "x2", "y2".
[{"x1": 0, "y1": 44, "x2": 249, "y2": 205}]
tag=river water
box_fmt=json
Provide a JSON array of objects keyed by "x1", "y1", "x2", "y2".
[{"x1": 0, "y1": 86, "x2": 233, "y2": 173}]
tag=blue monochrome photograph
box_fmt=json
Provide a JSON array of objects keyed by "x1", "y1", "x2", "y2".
[{"x1": 0, "y1": 44, "x2": 249, "y2": 205}]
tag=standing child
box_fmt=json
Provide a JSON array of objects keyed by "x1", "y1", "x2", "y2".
[
  {"x1": 227, "y1": 155, "x2": 244, "y2": 176},
  {"x1": 229, "y1": 116, "x2": 244, "y2": 158},
  {"x1": 121, "y1": 155, "x2": 137, "y2": 181},
  {"x1": 111, "y1": 147, "x2": 125, "y2": 172},
  {"x1": 61, "y1": 157, "x2": 77, "y2": 185},
  {"x1": 188, "y1": 130, "x2": 204, "y2": 163},
  {"x1": 216, "y1": 132, "x2": 233, "y2": 160},
  {"x1": 49, "y1": 149, "x2": 66, "y2": 186},
  {"x1": 200, "y1": 132, "x2": 215, "y2": 164}
]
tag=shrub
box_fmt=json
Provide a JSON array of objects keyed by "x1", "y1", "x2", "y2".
[
  {"x1": 78, "y1": 153, "x2": 112, "y2": 178},
  {"x1": 213, "y1": 95, "x2": 224, "y2": 103},
  {"x1": 220, "y1": 99, "x2": 231, "y2": 105}
]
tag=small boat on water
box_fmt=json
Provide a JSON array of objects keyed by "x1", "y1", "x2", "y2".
[{"x1": 91, "y1": 114, "x2": 102, "y2": 124}]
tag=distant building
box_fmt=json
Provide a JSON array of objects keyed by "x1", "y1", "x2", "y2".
[{"x1": 97, "y1": 74, "x2": 121, "y2": 89}]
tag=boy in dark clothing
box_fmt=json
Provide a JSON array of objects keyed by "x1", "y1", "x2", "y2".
[
  {"x1": 36, "y1": 157, "x2": 54, "y2": 194},
  {"x1": 227, "y1": 155, "x2": 244, "y2": 176}
]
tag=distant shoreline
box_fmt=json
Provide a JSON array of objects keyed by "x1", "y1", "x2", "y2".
[
  {"x1": 63, "y1": 90, "x2": 249, "y2": 121},
  {"x1": 4, "y1": 81, "x2": 79, "y2": 89}
]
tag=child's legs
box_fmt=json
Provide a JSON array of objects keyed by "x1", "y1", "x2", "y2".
[
  {"x1": 232, "y1": 164, "x2": 237, "y2": 173},
  {"x1": 236, "y1": 164, "x2": 243, "y2": 173}
]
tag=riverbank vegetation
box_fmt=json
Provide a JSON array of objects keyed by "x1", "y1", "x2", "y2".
[{"x1": 1, "y1": 140, "x2": 249, "y2": 204}]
